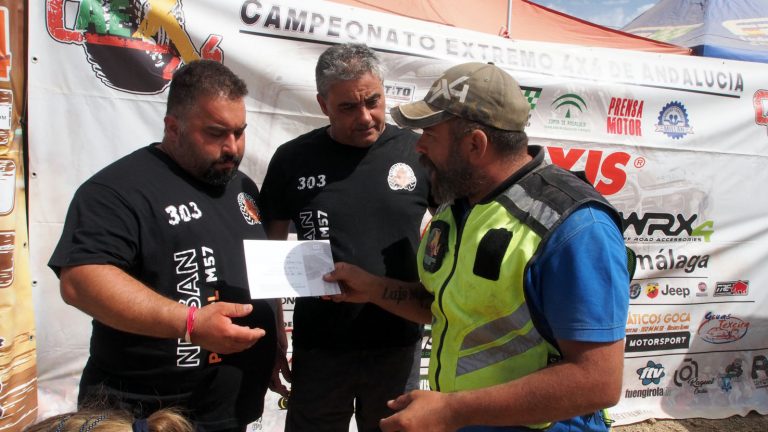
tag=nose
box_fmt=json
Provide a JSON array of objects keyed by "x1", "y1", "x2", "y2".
[
  {"x1": 414, "y1": 134, "x2": 428, "y2": 155},
  {"x1": 358, "y1": 106, "x2": 373, "y2": 125},
  {"x1": 221, "y1": 132, "x2": 239, "y2": 156}
]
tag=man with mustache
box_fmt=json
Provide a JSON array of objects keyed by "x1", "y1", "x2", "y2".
[
  {"x1": 48, "y1": 60, "x2": 286, "y2": 432},
  {"x1": 259, "y1": 43, "x2": 433, "y2": 432},
  {"x1": 325, "y1": 62, "x2": 631, "y2": 431}
]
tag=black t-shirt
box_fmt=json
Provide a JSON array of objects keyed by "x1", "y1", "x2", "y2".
[
  {"x1": 48, "y1": 144, "x2": 276, "y2": 429},
  {"x1": 259, "y1": 124, "x2": 431, "y2": 349}
]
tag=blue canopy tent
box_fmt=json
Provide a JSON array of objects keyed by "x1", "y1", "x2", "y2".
[{"x1": 622, "y1": 0, "x2": 768, "y2": 62}]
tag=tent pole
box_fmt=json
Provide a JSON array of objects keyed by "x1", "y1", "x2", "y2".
[{"x1": 507, "y1": 0, "x2": 513, "y2": 33}]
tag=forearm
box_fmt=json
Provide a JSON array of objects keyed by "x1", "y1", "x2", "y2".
[
  {"x1": 445, "y1": 341, "x2": 624, "y2": 428},
  {"x1": 370, "y1": 278, "x2": 433, "y2": 324},
  {"x1": 265, "y1": 219, "x2": 290, "y2": 240},
  {"x1": 60, "y1": 264, "x2": 187, "y2": 339}
]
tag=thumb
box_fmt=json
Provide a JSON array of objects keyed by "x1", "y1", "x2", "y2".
[
  {"x1": 323, "y1": 262, "x2": 346, "y2": 282},
  {"x1": 387, "y1": 392, "x2": 412, "y2": 411},
  {"x1": 225, "y1": 302, "x2": 253, "y2": 318}
]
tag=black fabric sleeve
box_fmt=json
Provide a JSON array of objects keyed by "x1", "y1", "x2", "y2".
[
  {"x1": 48, "y1": 182, "x2": 140, "y2": 276},
  {"x1": 259, "y1": 147, "x2": 292, "y2": 221}
]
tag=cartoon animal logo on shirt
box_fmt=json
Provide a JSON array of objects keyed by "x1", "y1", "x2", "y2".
[
  {"x1": 387, "y1": 163, "x2": 417, "y2": 191},
  {"x1": 45, "y1": 0, "x2": 224, "y2": 94},
  {"x1": 238, "y1": 192, "x2": 261, "y2": 225}
]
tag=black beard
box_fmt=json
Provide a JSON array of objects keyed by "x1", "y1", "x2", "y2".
[
  {"x1": 202, "y1": 155, "x2": 241, "y2": 186},
  {"x1": 420, "y1": 154, "x2": 480, "y2": 204}
]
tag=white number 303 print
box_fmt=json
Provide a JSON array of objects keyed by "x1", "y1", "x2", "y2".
[
  {"x1": 165, "y1": 202, "x2": 203, "y2": 225},
  {"x1": 297, "y1": 175, "x2": 327, "y2": 190}
]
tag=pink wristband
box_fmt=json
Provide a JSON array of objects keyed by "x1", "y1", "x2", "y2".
[{"x1": 184, "y1": 306, "x2": 198, "y2": 343}]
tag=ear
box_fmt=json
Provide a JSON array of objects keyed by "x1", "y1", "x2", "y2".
[
  {"x1": 164, "y1": 115, "x2": 180, "y2": 141},
  {"x1": 316, "y1": 94, "x2": 330, "y2": 116},
  {"x1": 465, "y1": 129, "x2": 489, "y2": 163}
]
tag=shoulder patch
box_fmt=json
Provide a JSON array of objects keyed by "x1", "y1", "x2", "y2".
[
  {"x1": 238, "y1": 192, "x2": 261, "y2": 225},
  {"x1": 388, "y1": 163, "x2": 417, "y2": 191},
  {"x1": 423, "y1": 221, "x2": 449, "y2": 273}
]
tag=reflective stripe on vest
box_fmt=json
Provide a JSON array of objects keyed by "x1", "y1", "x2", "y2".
[
  {"x1": 457, "y1": 305, "x2": 544, "y2": 376},
  {"x1": 503, "y1": 183, "x2": 561, "y2": 230}
]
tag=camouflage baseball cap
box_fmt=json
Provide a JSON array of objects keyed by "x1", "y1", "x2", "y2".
[{"x1": 391, "y1": 62, "x2": 529, "y2": 131}]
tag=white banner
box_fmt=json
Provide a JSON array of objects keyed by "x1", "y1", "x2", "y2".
[{"x1": 28, "y1": 0, "x2": 768, "y2": 428}]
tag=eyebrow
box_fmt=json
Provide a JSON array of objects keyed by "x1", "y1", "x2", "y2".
[
  {"x1": 206, "y1": 123, "x2": 248, "y2": 134},
  {"x1": 339, "y1": 93, "x2": 382, "y2": 108}
]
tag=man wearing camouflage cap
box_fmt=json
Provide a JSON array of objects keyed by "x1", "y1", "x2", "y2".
[{"x1": 325, "y1": 62, "x2": 631, "y2": 431}]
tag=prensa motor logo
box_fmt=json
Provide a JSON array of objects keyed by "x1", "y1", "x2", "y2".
[
  {"x1": 607, "y1": 97, "x2": 643, "y2": 136},
  {"x1": 697, "y1": 311, "x2": 749, "y2": 344},
  {"x1": 655, "y1": 101, "x2": 693, "y2": 139},
  {"x1": 46, "y1": 0, "x2": 224, "y2": 93}
]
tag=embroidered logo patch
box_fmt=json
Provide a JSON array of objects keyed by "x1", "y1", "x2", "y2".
[
  {"x1": 387, "y1": 163, "x2": 417, "y2": 191},
  {"x1": 238, "y1": 192, "x2": 261, "y2": 225},
  {"x1": 423, "y1": 221, "x2": 449, "y2": 273}
]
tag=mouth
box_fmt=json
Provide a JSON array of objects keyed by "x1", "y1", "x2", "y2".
[
  {"x1": 215, "y1": 161, "x2": 236, "y2": 169},
  {"x1": 419, "y1": 155, "x2": 436, "y2": 173},
  {"x1": 354, "y1": 126, "x2": 376, "y2": 135}
]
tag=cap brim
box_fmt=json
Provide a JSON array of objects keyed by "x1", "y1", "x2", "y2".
[{"x1": 390, "y1": 101, "x2": 455, "y2": 129}]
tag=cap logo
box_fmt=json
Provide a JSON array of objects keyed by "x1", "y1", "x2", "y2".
[{"x1": 428, "y1": 76, "x2": 470, "y2": 104}]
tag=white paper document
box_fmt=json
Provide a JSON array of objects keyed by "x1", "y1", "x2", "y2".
[{"x1": 243, "y1": 240, "x2": 340, "y2": 299}]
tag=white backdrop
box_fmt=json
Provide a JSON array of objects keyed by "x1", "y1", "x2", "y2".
[{"x1": 27, "y1": 0, "x2": 768, "y2": 429}]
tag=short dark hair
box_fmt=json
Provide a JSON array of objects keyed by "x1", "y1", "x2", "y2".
[
  {"x1": 450, "y1": 118, "x2": 528, "y2": 158},
  {"x1": 166, "y1": 60, "x2": 248, "y2": 116},
  {"x1": 315, "y1": 43, "x2": 384, "y2": 97}
]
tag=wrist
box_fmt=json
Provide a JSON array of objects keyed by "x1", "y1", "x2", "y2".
[
  {"x1": 444, "y1": 391, "x2": 469, "y2": 430},
  {"x1": 184, "y1": 305, "x2": 198, "y2": 343}
]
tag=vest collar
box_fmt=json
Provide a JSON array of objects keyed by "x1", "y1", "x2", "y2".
[{"x1": 475, "y1": 145, "x2": 545, "y2": 205}]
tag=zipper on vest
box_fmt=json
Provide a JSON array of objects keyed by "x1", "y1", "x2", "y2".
[{"x1": 434, "y1": 216, "x2": 464, "y2": 392}]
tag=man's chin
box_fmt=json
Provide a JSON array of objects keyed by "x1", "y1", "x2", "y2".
[
  {"x1": 352, "y1": 129, "x2": 383, "y2": 146},
  {"x1": 203, "y1": 168, "x2": 237, "y2": 186}
]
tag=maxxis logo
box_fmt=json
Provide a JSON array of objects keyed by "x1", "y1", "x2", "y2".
[
  {"x1": 45, "y1": 0, "x2": 224, "y2": 94},
  {"x1": 545, "y1": 146, "x2": 643, "y2": 196}
]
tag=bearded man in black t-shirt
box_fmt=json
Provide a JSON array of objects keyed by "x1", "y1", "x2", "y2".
[
  {"x1": 259, "y1": 43, "x2": 433, "y2": 432},
  {"x1": 48, "y1": 60, "x2": 289, "y2": 432}
]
